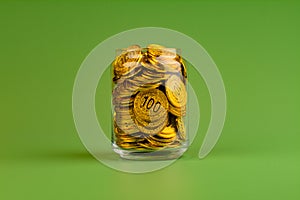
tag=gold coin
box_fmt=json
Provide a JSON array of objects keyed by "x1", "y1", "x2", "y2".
[
  {"x1": 117, "y1": 137, "x2": 137, "y2": 143},
  {"x1": 112, "y1": 83, "x2": 132, "y2": 98},
  {"x1": 156, "y1": 58, "x2": 182, "y2": 73},
  {"x1": 141, "y1": 59, "x2": 167, "y2": 73},
  {"x1": 149, "y1": 135, "x2": 176, "y2": 144},
  {"x1": 150, "y1": 127, "x2": 177, "y2": 143},
  {"x1": 138, "y1": 83, "x2": 161, "y2": 92},
  {"x1": 117, "y1": 124, "x2": 139, "y2": 134},
  {"x1": 176, "y1": 117, "x2": 186, "y2": 140},
  {"x1": 161, "y1": 125, "x2": 176, "y2": 134},
  {"x1": 113, "y1": 98, "x2": 134, "y2": 109},
  {"x1": 112, "y1": 82, "x2": 138, "y2": 107},
  {"x1": 115, "y1": 66, "x2": 143, "y2": 84},
  {"x1": 169, "y1": 103, "x2": 186, "y2": 117},
  {"x1": 141, "y1": 69, "x2": 167, "y2": 80},
  {"x1": 148, "y1": 47, "x2": 178, "y2": 62},
  {"x1": 125, "y1": 45, "x2": 142, "y2": 60},
  {"x1": 117, "y1": 134, "x2": 145, "y2": 142},
  {"x1": 147, "y1": 44, "x2": 165, "y2": 57},
  {"x1": 156, "y1": 131, "x2": 177, "y2": 139},
  {"x1": 134, "y1": 116, "x2": 168, "y2": 135},
  {"x1": 138, "y1": 73, "x2": 163, "y2": 82},
  {"x1": 130, "y1": 132, "x2": 148, "y2": 139},
  {"x1": 116, "y1": 142, "x2": 140, "y2": 149},
  {"x1": 114, "y1": 106, "x2": 133, "y2": 115},
  {"x1": 166, "y1": 141, "x2": 181, "y2": 148},
  {"x1": 156, "y1": 123, "x2": 177, "y2": 139},
  {"x1": 159, "y1": 48, "x2": 177, "y2": 59},
  {"x1": 165, "y1": 75, "x2": 187, "y2": 107},
  {"x1": 146, "y1": 138, "x2": 169, "y2": 148},
  {"x1": 147, "y1": 44, "x2": 178, "y2": 58},
  {"x1": 133, "y1": 89, "x2": 169, "y2": 123},
  {"x1": 147, "y1": 45, "x2": 179, "y2": 61},
  {"x1": 132, "y1": 72, "x2": 163, "y2": 85},
  {"x1": 115, "y1": 111, "x2": 139, "y2": 134},
  {"x1": 137, "y1": 143, "x2": 155, "y2": 150},
  {"x1": 114, "y1": 103, "x2": 134, "y2": 110},
  {"x1": 134, "y1": 112, "x2": 167, "y2": 129},
  {"x1": 133, "y1": 62, "x2": 168, "y2": 83},
  {"x1": 139, "y1": 141, "x2": 165, "y2": 150},
  {"x1": 121, "y1": 79, "x2": 142, "y2": 93},
  {"x1": 180, "y1": 59, "x2": 188, "y2": 78},
  {"x1": 113, "y1": 45, "x2": 143, "y2": 77}
]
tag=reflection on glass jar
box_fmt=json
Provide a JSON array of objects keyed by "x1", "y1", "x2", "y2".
[{"x1": 112, "y1": 44, "x2": 188, "y2": 160}]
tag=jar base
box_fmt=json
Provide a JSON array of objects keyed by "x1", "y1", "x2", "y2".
[{"x1": 113, "y1": 143, "x2": 188, "y2": 160}]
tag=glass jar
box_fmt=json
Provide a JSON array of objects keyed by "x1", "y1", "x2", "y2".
[{"x1": 111, "y1": 44, "x2": 188, "y2": 160}]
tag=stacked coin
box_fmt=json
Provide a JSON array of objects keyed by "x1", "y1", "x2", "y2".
[{"x1": 112, "y1": 44, "x2": 187, "y2": 151}]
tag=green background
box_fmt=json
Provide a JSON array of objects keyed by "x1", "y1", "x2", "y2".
[{"x1": 1, "y1": 0, "x2": 300, "y2": 199}]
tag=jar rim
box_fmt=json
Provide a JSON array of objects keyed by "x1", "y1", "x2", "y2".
[{"x1": 116, "y1": 47, "x2": 182, "y2": 55}]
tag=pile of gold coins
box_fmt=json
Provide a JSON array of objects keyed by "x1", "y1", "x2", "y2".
[{"x1": 112, "y1": 44, "x2": 187, "y2": 151}]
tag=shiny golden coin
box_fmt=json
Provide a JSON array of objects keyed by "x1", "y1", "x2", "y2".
[
  {"x1": 169, "y1": 104, "x2": 186, "y2": 117},
  {"x1": 149, "y1": 134, "x2": 176, "y2": 144},
  {"x1": 113, "y1": 90, "x2": 134, "y2": 104},
  {"x1": 138, "y1": 83, "x2": 161, "y2": 91},
  {"x1": 147, "y1": 44, "x2": 178, "y2": 59},
  {"x1": 138, "y1": 141, "x2": 165, "y2": 150},
  {"x1": 156, "y1": 58, "x2": 182, "y2": 73},
  {"x1": 161, "y1": 126, "x2": 176, "y2": 134},
  {"x1": 133, "y1": 108, "x2": 167, "y2": 130},
  {"x1": 148, "y1": 46, "x2": 179, "y2": 63},
  {"x1": 113, "y1": 98, "x2": 134, "y2": 109},
  {"x1": 134, "y1": 116, "x2": 168, "y2": 135},
  {"x1": 112, "y1": 83, "x2": 137, "y2": 107},
  {"x1": 137, "y1": 143, "x2": 155, "y2": 150},
  {"x1": 176, "y1": 117, "x2": 186, "y2": 140},
  {"x1": 116, "y1": 137, "x2": 137, "y2": 143},
  {"x1": 113, "y1": 45, "x2": 142, "y2": 77},
  {"x1": 133, "y1": 89, "x2": 169, "y2": 123},
  {"x1": 159, "y1": 48, "x2": 177, "y2": 59},
  {"x1": 116, "y1": 142, "x2": 140, "y2": 149},
  {"x1": 138, "y1": 62, "x2": 162, "y2": 75},
  {"x1": 125, "y1": 45, "x2": 142, "y2": 59},
  {"x1": 134, "y1": 112, "x2": 167, "y2": 129},
  {"x1": 129, "y1": 132, "x2": 148, "y2": 139},
  {"x1": 165, "y1": 75, "x2": 187, "y2": 107},
  {"x1": 147, "y1": 44, "x2": 165, "y2": 57},
  {"x1": 115, "y1": 66, "x2": 143, "y2": 84},
  {"x1": 157, "y1": 131, "x2": 177, "y2": 139},
  {"x1": 141, "y1": 69, "x2": 167, "y2": 80},
  {"x1": 115, "y1": 111, "x2": 139, "y2": 134},
  {"x1": 115, "y1": 126, "x2": 139, "y2": 135},
  {"x1": 166, "y1": 141, "x2": 182, "y2": 148},
  {"x1": 121, "y1": 79, "x2": 142, "y2": 93},
  {"x1": 116, "y1": 124, "x2": 139, "y2": 134},
  {"x1": 114, "y1": 103, "x2": 134, "y2": 113},
  {"x1": 156, "y1": 124, "x2": 177, "y2": 138},
  {"x1": 146, "y1": 138, "x2": 170, "y2": 148},
  {"x1": 112, "y1": 83, "x2": 133, "y2": 98},
  {"x1": 117, "y1": 134, "x2": 145, "y2": 142},
  {"x1": 132, "y1": 73, "x2": 163, "y2": 85},
  {"x1": 141, "y1": 59, "x2": 167, "y2": 73},
  {"x1": 180, "y1": 59, "x2": 188, "y2": 78},
  {"x1": 115, "y1": 115, "x2": 135, "y2": 125},
  {"x1": 149, "y1": 48, "x2": 177, "y2": 62}
]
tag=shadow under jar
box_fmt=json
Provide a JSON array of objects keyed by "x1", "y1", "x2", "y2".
[{"x1": 111, "y1": 44, "x2": 188, "y2": 160}]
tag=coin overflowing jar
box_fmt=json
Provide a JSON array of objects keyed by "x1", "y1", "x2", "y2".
[{"x1": 112, "y1": 44, "x2": 188, "y2": 160}]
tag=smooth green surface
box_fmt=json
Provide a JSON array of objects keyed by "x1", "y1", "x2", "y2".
[{"x1": 1, "y1": 0, "x2": 300, "y2": 199}]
